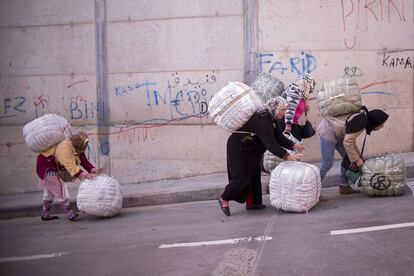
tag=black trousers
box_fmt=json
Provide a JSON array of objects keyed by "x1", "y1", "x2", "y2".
[{"x1": 221, "y1": 134, "x2": 264, "y2": 204}]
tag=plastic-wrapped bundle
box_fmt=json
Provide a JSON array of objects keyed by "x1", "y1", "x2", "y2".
[
  {"x1": 269, "y1": 162, "x2": 321, "y2": 213},
  {"x1": 23, "y1": 113, "x2": 71, "y2": 152},
  {"x1": 77, "y1": 175, "x2": 123, "y2": 217},
  {"x1": 361, "y1": 154, "x2": 406, "y2": 196},
  {"x1": 209, "y1": 82, "x2": 265, "y2": 130},
  {"x1": 251, "y1": 73, "x2": 285, "y2": 103},
  {"x1": 317, "y1": 78, "x2": 363, "y2": 117},
  {"x1": 262, "y1": 133, "x2": 302, "y2": 173}
]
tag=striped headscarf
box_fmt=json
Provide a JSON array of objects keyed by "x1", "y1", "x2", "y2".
[{"x1": 296, "y1": 74, "x2": 316, "y2": 98}]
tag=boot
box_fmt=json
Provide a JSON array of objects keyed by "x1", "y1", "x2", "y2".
[
  {"x1": 245, "y1": 192, "x2": 254, "y2": 209},
  {"x1": 41, "y1": 200, "x2": 58, "y2": 221},
  {"x1": 60, "y1": 199, "x2": 79, "y2": 221},
  {"x1": 245, "y1": 192, "x2": 266, "y2": 210},
  {"x1": 339, "y1": 185, "x2": 361, "y2": 195}
]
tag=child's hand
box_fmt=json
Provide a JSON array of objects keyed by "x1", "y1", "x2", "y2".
[
  {"x1": 92, "y1": 168, "x2": 104, "y2": 174},
  {"x1": 85, "y1": 173, "x2": 98, "y2": 179}
]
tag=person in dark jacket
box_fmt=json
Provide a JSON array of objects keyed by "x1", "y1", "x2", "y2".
[{"x1": 218, "y1": 96, "x2": 304, "y2": 216}]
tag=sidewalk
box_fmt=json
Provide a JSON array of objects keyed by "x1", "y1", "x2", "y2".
[{"x1": 1, "y1": 152, "x2": 414, "y2": 219}]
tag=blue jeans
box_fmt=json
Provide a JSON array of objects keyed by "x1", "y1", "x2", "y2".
[{"x1": 319, "y1": 138, "x2": 349, "y2": 186}]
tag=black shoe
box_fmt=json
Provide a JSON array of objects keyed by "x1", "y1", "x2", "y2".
[
  {"x1": 218, "y1": 199, "x2": 231, "y2": 216},
  {"x1": 246, "y1": 204, "x2": 266, "y2": 210},
  {"x1": 41, "y1": 215, "x2": 59, "y2": 221}
]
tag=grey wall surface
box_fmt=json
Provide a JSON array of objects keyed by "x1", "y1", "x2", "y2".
[{"x1": 0, "y1": 0, "x2": 413, "y2": 194}]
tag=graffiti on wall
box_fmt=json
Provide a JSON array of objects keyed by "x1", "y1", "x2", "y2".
[
  {"x1": 114, "y1": 71, "x2": 215, "y2": 120},
  {"x1": 340, "y1": 0, "x2": 409, "y2": 49},
  {"x1": 257, "y1": 51, "x2": 317, "y2": 77},
  {"x1": 381, "y1": 49, "x2": 413, "y2": 69}
]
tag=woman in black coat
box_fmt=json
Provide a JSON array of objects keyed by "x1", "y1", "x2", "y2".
[{"x1": 218, "y1": 96, "x2": 304, "y2": 216}]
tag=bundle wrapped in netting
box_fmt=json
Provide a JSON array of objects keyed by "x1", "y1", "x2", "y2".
[
  {"x1": 251, "y1": 73, "x2": 285, "y2": 103},
  {"x1": 77, "y1": 175, "x2": 123, "y2": 217},
  {"x1": 270, "y1": 161, "x2": 321, "y2": 213},
  {"x1": 262, "y1": 133, "x2": 302, "y2": 173},
  {"x1": 361, "y1": 154, "x2": 406, "y2": 196},
  {"x1": 317, "y1": 78, "x2": 363, "y2": 117},
  {"x1": 209, "y1": 82, "x2": 265, "y2": 130},
  {"x1": 23, "y1": 113, "x2": 71, "y2": 152}
]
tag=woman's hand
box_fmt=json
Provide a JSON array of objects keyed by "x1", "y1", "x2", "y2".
[
  {"x1": 293, "y1": 143, "x2": 305, "y2": 153},
  {"x1": 286, "y1": 153, "x2": 303, "y2": 161},
  {"x1": 284, "y1": 124, "x2": 292, "y2": 133},
  {"x1": 356, "y1": 158, "x2": 364, "y2": 167}
]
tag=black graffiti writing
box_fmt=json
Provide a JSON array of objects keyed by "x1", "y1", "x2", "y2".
[{"x1": 369, "y1": 173, "x2": 391, "y2": 190}]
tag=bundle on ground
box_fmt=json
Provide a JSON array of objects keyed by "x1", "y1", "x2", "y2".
[
  {"x1": 361, "y1": 154, "x2": 406, "y2": 196},
  {"x1": 23, "y1": 113, "x2": 71, "y2": 152},
  {"x1": 77, "y1": 175, "x2": 123, "y2": 217},
  {"x1": 269, "y1": 161, "x2": 321, "y2": 212},
  {"x1": 262, "y1": 133, "x2": 302, "y2": 173},
  {"x1": 209, "y1": 82, "x2": 264, "y2": 130},
  {"x1": 317, "y1": 78, "x2": 363, "y2": 117},
  {"x1": 251, "y1": 73, "x2": 285, "y2": 103}
]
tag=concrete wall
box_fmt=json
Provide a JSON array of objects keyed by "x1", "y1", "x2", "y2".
[{"x1": 0, "y1": 0, "x2": 413, "y2": 194}]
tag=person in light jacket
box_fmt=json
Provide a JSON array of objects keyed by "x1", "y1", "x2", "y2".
[
  {"x1": 36, "y1": 132, "x2": 101, "y2": 221},
  {"x1": 318, "y1": 106, "x2": 389, "y2": 196}
]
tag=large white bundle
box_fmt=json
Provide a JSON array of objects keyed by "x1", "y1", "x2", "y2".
[
  {"x1": 269, "y1": 161, "x2": 321, "y2": 213},
  {"x1": 23, "y1": 113, "x2": 71, "y2": 152},
  {"x1": 262, "y1": 133, "x2": 302, "y2": 173},
  {"x1": 77, "y1": 175, "x2": 123, "y2": 217},
  {"x1": 317, "y1": 78, "x2": 363, "y2": 117},
  {"x1": 361, "y1": 154, "x2": 406, "y2": 196},
  {"x1": 209, "y1": 82, "x2": 265, "y2": 130},
  {"x1": 251, "y1": 73, "x2": 285, "y2": 102}
]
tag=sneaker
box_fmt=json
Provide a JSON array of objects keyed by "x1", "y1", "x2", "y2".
[
  {"x1": 319, "y1": 195, "x2": 329, "y2": 202},
  {"x1": 339, "y1": 185, "x2": 360, "y2": 195}
]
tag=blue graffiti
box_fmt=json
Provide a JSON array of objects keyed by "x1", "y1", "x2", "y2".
[
  {"x1": 116, "y1": 78, "x2": 210, "y2": 118},
  {"x1": 257, "y1": 51, "x2": 316, "y2": 76},
  {"x1": 70, "y1": 99, "x2": 99, "y2": 120},
  {"x1": 2, "y1": 96, "x2": 26, "y2": 114}
]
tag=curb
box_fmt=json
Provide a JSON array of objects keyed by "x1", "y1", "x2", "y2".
[{"x1": 1, "y1": 159, "x2": 414, "y2": 220}]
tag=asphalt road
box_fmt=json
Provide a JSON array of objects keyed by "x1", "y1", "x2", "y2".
[{"x1": 0, "y1": 185, "x2": 413, "y2": 276}]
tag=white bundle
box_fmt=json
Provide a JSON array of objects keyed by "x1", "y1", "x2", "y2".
[
  {"x1": 361, "y1": 154, "x2": 406, "y2": 196},
  {"x1": 23, "y1": 113, "x2": 71, "y2": 152},
  {"x1": 269, "y1": 161, "x2": 321, "y2": 213},
  {"x1": 209, "y1": 82, "x2": 265, "y2": 130},
  {"x1": 317, "y1": 78, "x2": 363, "y2": 117},
  {"x1": 262, "y1": 133, "x2": 302, "y2": 173},
  {"x1": 77, "y1": 175, "x2": 123, "y2": 217}
]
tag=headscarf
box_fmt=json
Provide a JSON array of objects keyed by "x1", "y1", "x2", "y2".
[
  {"x1": 265, "y1": 96, "x2": 288, "y2": 118},
  {"x1": 296, "y1": 74, "x2": 316, "y2": 98},
  {"x1": 70, "y1": 132, "x2": 89, "y2": 154},
  {"x1": 366, "y1": 109, "x2": 389, "y2": 135},
  {"x1": 345, "y1": 106, "x2": 389, "y2": 135}
]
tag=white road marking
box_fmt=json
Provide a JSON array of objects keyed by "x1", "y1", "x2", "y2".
[
  {"x1": 0, "y1": 252, "x2": 69, "y2": 263},
  {"x1": 330, "y1": 222, "x2": 414, "y2": 235},
  {"x1": 159, "y1": 236, "x2": 272, "y2": 249}
]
